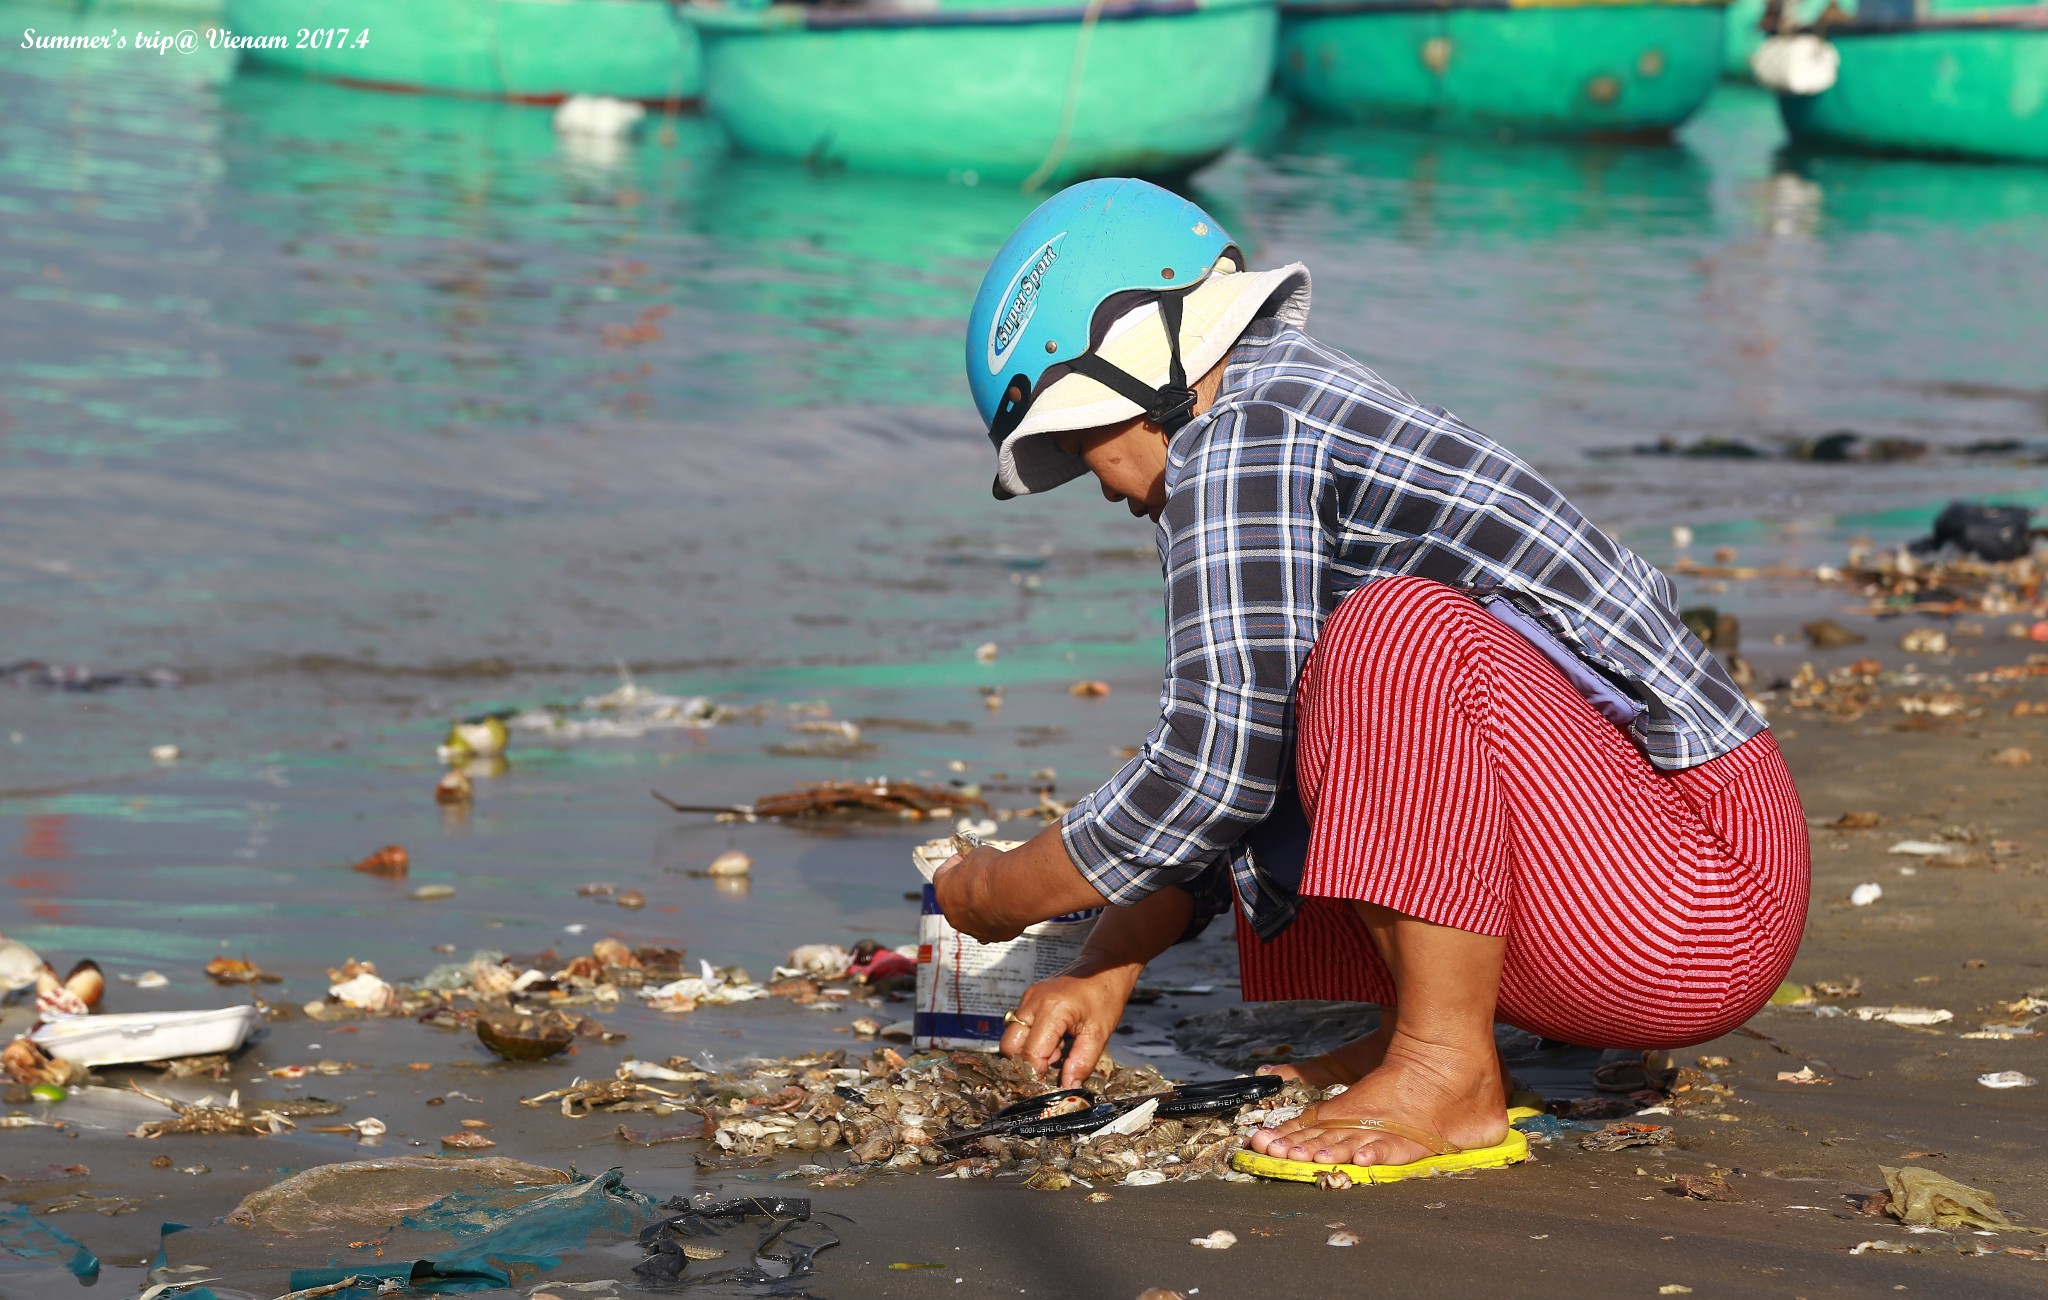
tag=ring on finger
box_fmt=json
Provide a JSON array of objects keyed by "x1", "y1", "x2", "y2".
[{"x1": 1004, "y1": 1010, "x2": 1033, "y2": 1029}]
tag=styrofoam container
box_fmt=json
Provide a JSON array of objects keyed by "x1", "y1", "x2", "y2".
[{"x1": 30, "y1": 1006, "x2": 260, "y2": 1067}]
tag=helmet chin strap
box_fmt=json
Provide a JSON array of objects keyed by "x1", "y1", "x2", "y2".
[{"x1": 1061, "y1": 291, "x2": 1199, "y2": 434}]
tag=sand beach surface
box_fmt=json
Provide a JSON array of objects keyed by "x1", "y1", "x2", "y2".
[{"x1": 5, "y1": 593, "x2": 2045, "y2": 1299}]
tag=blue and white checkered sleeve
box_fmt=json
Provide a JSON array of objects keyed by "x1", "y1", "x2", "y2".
[{"x1": 1061, "y1": 402, "x2": 1332, "y2": 907}]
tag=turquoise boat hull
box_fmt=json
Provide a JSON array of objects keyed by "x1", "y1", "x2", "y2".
[
  {"x1": 1277, "y1": 0, "x2": 1728, "y2": 135},
  {"x1": 222, "y1": 0, "x2": 702, "y2": 104},
  {"x1": 681, "y1": 0, "x2": 1278, "y2": 184},
  {"x1": 1778, "y1": 14, "x2": 2048, "y2": 162}
]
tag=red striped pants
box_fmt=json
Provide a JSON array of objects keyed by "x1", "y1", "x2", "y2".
[{"x1": 1237, "y1": 576, "x2": 1811, "y2": 1049}]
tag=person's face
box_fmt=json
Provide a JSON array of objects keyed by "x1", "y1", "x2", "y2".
[{"x1": 1054, "y1": 419, "x2": 1170, "y2": 521}]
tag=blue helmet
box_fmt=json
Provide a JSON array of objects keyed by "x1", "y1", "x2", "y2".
[{"x1": 965, "y1": 178, "x2": 1234, "y2": 499}]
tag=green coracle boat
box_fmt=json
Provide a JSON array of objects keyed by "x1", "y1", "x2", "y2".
[
  {"x1": 1774, "y1": 8, "x2": 2048, "y2": 161},
  {"x1": 678, "y1": 0, "x2": 1278, "y2": 184},
  {"x1": 1276, "y1": 0, "x2": 1727, "y2": 135},
  {"x1": 222, "y1": 0, "x2": 702, "y2": 104}
]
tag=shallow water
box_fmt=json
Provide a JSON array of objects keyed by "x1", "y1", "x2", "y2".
[{"x1": 3, "y1": 26, "x2": 2046, "y2": 996}]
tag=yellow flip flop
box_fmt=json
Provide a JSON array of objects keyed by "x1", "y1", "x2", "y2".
[
  {"x1": 1230, "y1": 1117, "x2": 1530, "y2": 1185},
  {"x1": 1507, "y1": 1088, "x2": 1545, "y2": 1121}
]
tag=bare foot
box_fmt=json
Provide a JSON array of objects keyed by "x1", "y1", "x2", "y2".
[
  {"x1": 1258, "y1": 1021, "x2": 1518, "y2": 1104},
  {"x1": 1255, "y1": 1022, "x2": 1394, "y2": 1090},
  {"x1": 1249, "y1": 1029, "x2": 1509, "y2": 1168}
]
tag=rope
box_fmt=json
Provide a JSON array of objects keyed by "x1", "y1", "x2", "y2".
[{"x1": 1020, "y1": 0, "x2": 1110, "y2": 193}]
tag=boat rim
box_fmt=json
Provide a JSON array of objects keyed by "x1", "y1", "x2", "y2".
[
  {"x1": 677, "y1": 0, "x2": 1271, "y2": 33},
  {"x1": 1278, "y1": 0, "x2": 1726, "y2": 14},
  {"x1": 1799, "y1": 5, "x2": 2048, "y2": 34}
]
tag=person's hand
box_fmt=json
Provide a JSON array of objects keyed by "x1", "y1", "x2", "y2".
[
  {"x1": 932, "y1": 844, "x2": 1027, "y2": 943},
  {"x1": 1000, "y1": 957, "x2": 1141, "y2": 1088}
]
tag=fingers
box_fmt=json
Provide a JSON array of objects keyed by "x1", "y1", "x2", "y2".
[
  {"x1": 1020, "y1": 1005, "x2": 1076, "y2": 1079},
  {"x1": 998, "y1": 1010, "x2": 1034, "y2": 1061},
  {"x1": 1060, "y1": 1016, "x2": 1111, "y2": 1090}
]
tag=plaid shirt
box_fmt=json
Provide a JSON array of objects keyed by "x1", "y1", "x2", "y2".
[{"x1": 1060, "y1": 318, "x2": 1766, "y2": 941}]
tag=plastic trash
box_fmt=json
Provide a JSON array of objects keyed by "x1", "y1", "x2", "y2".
[
  {"x1": 226, "y1": 1156, "x2": 572, "y2": 1236},
  {"x1": 1881, "y1": 1165, "x2": 2048, "y2": 1233},
  {"x1": 1850, "y1": 1006, "x2": 1953, "y2": 1027},
  {"x1": 156, "y1": 1168, "x2": 647, "y2": 1298},
  {"x1": 910, "y1": 837, "x2": 1099, "y2": 1051},
  {"x1": 1914, "y1": 502, "x2": 2036, "y2": 564},
  {"x1": 30, "y1": 1006, "x2": 259, "y2": 1068},
  {"x1": 1978, "y1": 1071, "x2": 2038, "y2": 1089},
  {"x1": 1849, "y1": 883, "x2": 1883, "y2": 907},
  {"x1": 0, "y1": 1204, "x2": 100, "y2": 1283},
  {"x1": 1750, "y1": 34, "x2": 1840, "y2": 95},
  {"x1": 553, "y1": 95, "x2": 646, "y2": 139}
]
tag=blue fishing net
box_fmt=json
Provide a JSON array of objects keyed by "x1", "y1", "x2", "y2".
[
  {"x1": 0, "y1": 1202, "x2": 102, "y2": 1285},
  {"x1": 285, "y1": 1168, "x2": 650, "y2": 1296}
]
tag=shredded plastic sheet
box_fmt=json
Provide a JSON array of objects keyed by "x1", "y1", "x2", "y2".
[
  {"x1": 157, "y1": 1167, "x2": 648, "y2": 1297},
  {"x1": 635, "y1": 1195, "x2": 844, "y2": 1294},
  {"x1": 226, "y1": 1156, "x2": 573, "y2": 1236},
  {"x1": 0, "y1": 1202, "x2": 101, "y2": 1284},
  {"x1": 1882, "y1": 1166, "x2": 2048, "y2": 1235}
]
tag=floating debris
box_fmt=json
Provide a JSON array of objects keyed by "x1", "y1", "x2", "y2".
[
  {"x1": 706, "y1": 850, "x2": 752, "y2": 879},
  {"x1": 439, "y1": 716, "x2": 509, "y2": 764},
  {"x1": 129, "y1": 1083, "x2": 344, "y2": 1138},
  {"x1": 351, "y1": 845, "x2": 409, "y2": 878},
  {"x1": 653, "y1": 779, "x2": 990, "y2": 824},
  {"x1": 204, "y1": 956, "x2": 279, "y2": 986},
  {"x1": 1888, "y1": 840, "x2": 1952, "y2": 857},
  {"x1": 1851, "y1": 1006, "x2": 1953, "y2": 1027},
  {"x1": 1978, "y1": 1071, "x2": 2037, "y2": 1089},
  {"x1": 475, "y1": 1010, "x2": 578, "y2": 1063}
]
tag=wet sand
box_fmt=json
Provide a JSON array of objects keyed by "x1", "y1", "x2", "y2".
[{"x1": 6, "y1": 595, "x2": 2047, "y2": 1298}]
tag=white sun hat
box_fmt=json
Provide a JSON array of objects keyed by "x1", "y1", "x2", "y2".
[{"x1": 993, "y1": 259, "x2": 1313, "y2": 499}]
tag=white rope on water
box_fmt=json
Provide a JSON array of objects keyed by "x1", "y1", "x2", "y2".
[{"x1": 1021, "y1": 0, "x2": 1110, "y2": 193}]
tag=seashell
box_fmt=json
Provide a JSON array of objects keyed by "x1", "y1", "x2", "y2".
[
  {"x1": 440, "y1": 1131, "x2": 497, "y2": 1150},
  {"x1": 470, "y1": 961, "x2": 518, "y2": 996},
  {"x1": 707, "y1": 850, "x2": 752, "y2": 878},
  {"x1": 592, "y1": 938, "x2": 637, "y2": 968},
  {"x1": 435, "y1": 769, "x2": 473, "y2": 805},
  {"x1": 476, "y1": 1011, "x2": 576, "y2": 1062},
  {"x1": 1068, "y1": 680, "x2": 1111, "y2": 698},
  {"x1": 615, "y1": 890, "x2": 646, "y2": 910},
  {"x1": 330, "y1": 972, "x2": 397, "y2": 1011},
  {"x1": 351, "y1": 845, "x2": 409, "y2": 877},
  {"x1": 1316, "y1": 1170, "x2": 1355, "y2": 1191},
  {"x1": 1190, "y1": 1230, "x2": 1237, "y2": 1250},
  {"x1": 1327, "y1": 1229, "x2": 1360, "y2": 1245},
  {"x1": 150, "y1": 744, "x2": 180, "y2": 763}
]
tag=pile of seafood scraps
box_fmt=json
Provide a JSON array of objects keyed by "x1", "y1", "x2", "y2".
[{"x1": 530, "y1": 1046, "x2": 1326, "y2": 1190}]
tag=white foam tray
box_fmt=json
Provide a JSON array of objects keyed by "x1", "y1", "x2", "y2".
[{"x1": 30, "y1": 1005, "x2": 260, "y2": 1067}]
